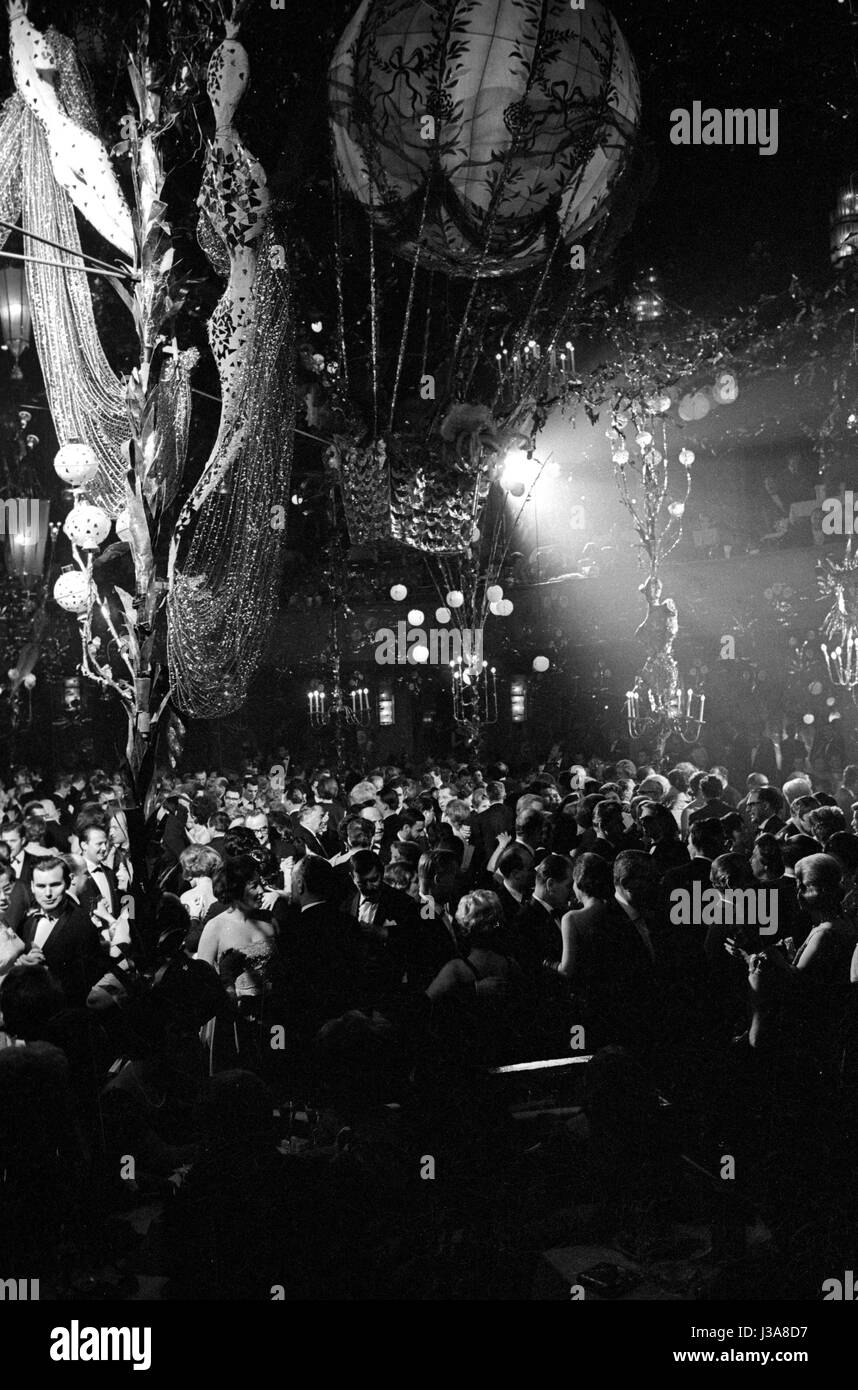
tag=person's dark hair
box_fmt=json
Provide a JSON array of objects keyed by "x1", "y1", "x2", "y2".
[
  {"x1": 350, "y1": 849, "x2": 381, "y2": 877},
  {"x1": 535, "y1": 853, "x2": 573, "y2": 884},
  {"x1": 572, "y1": 851, "x2": 614, "y2": 901},
  {"x1": 639, "y1": 802, "x2": 677, "y2": 837},
  {"x1": 75, "y1": 810, "x2": 108, "y2": 841},
  {"x1": 384, "y1": 862, "x2": 413, "y2": 893},
  {"x1": 295, "y1": 854, "x2": 336, "y2": 898},
  {"x1": 31, "y1": 855, "x2": 71, "y2": 885},
  {"x1": 701, "y1": 774, "x2": 724, "y2": 800},
  {"x1": 0, "y1": 816, "x2": 22, "y2": 837},
  {"x1": 486, "y1": 781, "x2": 504, "y2": 803},
  {"x1": 613, "y1": 848, "x2": 657, "y2": 885},
  {"x1": 190, "y1": 793, "x2": 219, "y2": 824},
  {"x1": 782, "y1": 835, "x2": 823, "y2": 870},
  {"x1": 212, "y1": 854, "x2": 262, "y2": 907},
  {"x1": 389, "y1": 839, "x2": 420, "y2": 868},
  {"x1": 0, "y1": 964, "x2": 66, "y2": 1040},
  {"x1": 379, "y1": 787, "x2": 400, "y2": 812},
  {"x1": 667, "y1": 767, "x2": 689, "y2": 793},
  {"x1": 575, "y1": 793, "x2": 602, "y2": 830},
  {"x1": 689, "y1": 817, "x2": 724, "y2": 858},
  {"x1": 317, "y1": 776, "x2": 338, "y2": 800},
  {"x1": 208, "y1": 809, "x2": 231, "y2": 833},
  {"x1": 824, "y1": 831, "x2": 858, "y2": 875},
  {"x1": 496, "y1": 844, "x2": 533, "y2": 879},
  {"x1": 752, "y1": 833, "x2": 784, "y2": 878},
  {"x1": 711, "y1": 853, "x2": 757, "y2": 891},
  {"x1": 223, "y1": 826, "x2": 262, "y2": 858}
]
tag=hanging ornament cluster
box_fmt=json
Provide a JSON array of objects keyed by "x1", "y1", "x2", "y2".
[{"x1": 53, "y1": 440, "x2": 100, "y2": 487}]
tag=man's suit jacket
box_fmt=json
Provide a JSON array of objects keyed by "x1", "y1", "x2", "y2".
[
  {"x1": 22, "y1": 897, "x2": 107, "y2": 1006},
  {"x1": 561, "y1": 900, "x2": 657, "y2": 1050},
  {"x1": 341, "y1": 883, "x2": 420, "y2": 1005},
  {"x1": 11, "y1": 850, "x2": 49, "y2": 888},
  {"x1": 3, "y1": 876, "x2": 33, "y2": 932},
  {"x1": 510, "y1": 897, "x2": 562, "y2": 973},
  {"x1": 474, "y1": 802, "x2": 515, "y2": 858},
  {"x1": 76, "y1": 863, "x2": 121, "y2": 920},
  {"x1": 281, "y1": 901, "x2": 365, "y2": 1030}
]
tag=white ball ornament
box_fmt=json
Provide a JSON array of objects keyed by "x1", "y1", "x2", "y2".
[
  {"x1": 486, "y1": 584, "x2": 504, "y2": 604},
  {"x1": 411, "y1": 644, "x2": 430, "y2": 664},
  {"x1": 407, "y1": 609, "x2": 424, "y2": 626},
  {"x1": 678, "y1": 448, "x2": 695, "y2": 467},
  {"x1": 63, "y1": 502, "x2": 110, "y2": 550},
  {"x1": 390, "y1": 584, "x2": 407, "y2": 602},
  {"x1": 53, "y1": 568, "x2": 92, "y2": 614},
  {"x1": 498, "y1": 599, "x2": 514, "y2": 616},
  {"x1": 446, "y1": 590, "x2": 464, "y2": 609},
  {"x1": 435, "y1": 607, "x2": 451, "y2": 624},
  {"x1": 54, "y1": 441, "x2": 99, "y2": 487},
  {"x1": 532, "y1": 655, "x2": 550, "y2": 673}
]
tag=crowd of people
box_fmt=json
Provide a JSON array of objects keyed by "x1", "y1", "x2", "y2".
[{"x1": 1, "y1": 748, "x2": 856, "y2": 1299}]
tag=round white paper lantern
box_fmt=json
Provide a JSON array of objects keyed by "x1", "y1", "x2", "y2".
[
  {"x1": 489, "y1": 601, "x2": 502, "y2": 616},
  {"x1": 53, "y1": 568, "x2": 92, "y2": 614},
  {"x1": 678, "y1": 394, "x2": 695, "y2": 422},
  {"x1": 486, "y1": 584, "x2": 504, "y2": 604},
  {"x1": 532, "y1": 655, "x2": 550, "y2": 672},
  {"x1": 691, "y1": 391, "x2": 711, "y2": 420},
  {"x1": 411, "y1": 644, "x2": 429, "y2": 664},
  {"x1": 435, "y1": 607, "x2": 451, "y2": 623},
  {"x1": 678, "y1": 448, "x2": 695, "y2": 467},
  {"x1": 63, "y1": 502, "x2": 110, "y2": 550},
  {"x1": 446, "y1": 590, "x2": 464, "y2": 609},
  {"x1": 508, "y1": 481, "x2": 526, "y2": 498},
  {"x1": 54, "y1": 441, "x2": 99, "y2": 487},
  {"x1": 498, "y1": 599, "x2": 514, "y2": 616},
  {"x1": 612, "y1": 448, "x2": 630, "y2": 465},
  {"x1": 407, "y1": 609, "x2": 424, "y2": 626},
  {"x1": 390, "y1": 584, "x2": 407, "y2": 602}
]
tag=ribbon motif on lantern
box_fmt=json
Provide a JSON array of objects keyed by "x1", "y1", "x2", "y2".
[
  {"x1": 166, "y1": 15, "x2": 295, "y2": 718},
  {"x1": 0, "y1": 3, "x2": 133, "y2": 516}
]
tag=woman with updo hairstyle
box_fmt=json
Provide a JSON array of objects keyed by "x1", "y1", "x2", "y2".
[
  {"x1": 196, "y1": 855, "x2": 281, "y2": 1073},
  {"x1": 425, "y1": 890, "x2": 524, "y2": 1062}
]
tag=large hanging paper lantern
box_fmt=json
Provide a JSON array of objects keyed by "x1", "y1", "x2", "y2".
[
  {"x1": 63, "y1": 501, "x2": 110, "y2": 550},
  {"x1": 329, "y1": 0, "x2": 640, "y2": 277},
  {"x1": 54, "y1": 441, "x2": 99, "y2": 487},
  {"x1": 53, "y1": 567, "x2": 92, "y2": 614}
]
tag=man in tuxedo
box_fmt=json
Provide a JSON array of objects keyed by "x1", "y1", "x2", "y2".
[
  {"x1": 474, "y1": 781, "x2": 514, "y2": 859},
  {"x1": 292, "y1": 802, "x2": 330, "y2": 859},
  {"x1": 342, "y1": 849, "x2": 420, "y2": 1007},
  {"x1": 746, "y1": 786, "x2": 786, "y2": 837},
  {"x1": 510, "y1": 852, "x2": 572, "y2": 973},
  {"x1": 492, "y1": 844, "x2": 535, "y2": 925},
  {"x1": 313, "y1": 775, "x2": 347, "y2": 856},
  {"x1": 1, "y1": 819, "x2": 46, "y2": 887},
  {"x1": 20, "y1": 857, "x2": 107, "y2": 1006},
  {"x1": 413, "y1": 848, "x2": 462, "y2": 989},
  {"x1": 660, "y1": 817, "x2": 723, "y2": 898},
  {"x1": 283, "y1": 854, "x2": 365, "y2": 1035},
  {"x1": 76, "y1": 820, "x2": 121, "y2": 920}
]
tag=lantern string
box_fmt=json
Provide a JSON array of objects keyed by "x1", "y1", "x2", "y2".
[
  {"x1": 0, "y1": 217, "x2": 132, "y2": 277},
  {"x1": 0, "y1": 247, "x2": 129, "y2": 280}
]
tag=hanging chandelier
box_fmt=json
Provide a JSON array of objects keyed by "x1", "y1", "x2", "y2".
[
  {"x1": 308, "y1": 679, "x2": 371, "y2": 727},
  {"x1": 625, "y1": 676, "x2": 705, "y2": 744}
]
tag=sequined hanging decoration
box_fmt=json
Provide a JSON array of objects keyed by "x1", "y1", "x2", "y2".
[
  {"x1": 1, "y1": 16, "x2": 134, "y2": 517},
  {"x1": 167, "y1": 26, "x2": 294, "y2": 717},
  {"x1": 339, "y1": 439, "x2": 391, "y2": 545}
]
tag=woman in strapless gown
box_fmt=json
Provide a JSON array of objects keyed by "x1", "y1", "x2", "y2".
[{"x1": 195, "y1": 854, "x2": 281, "y2": 1073}]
